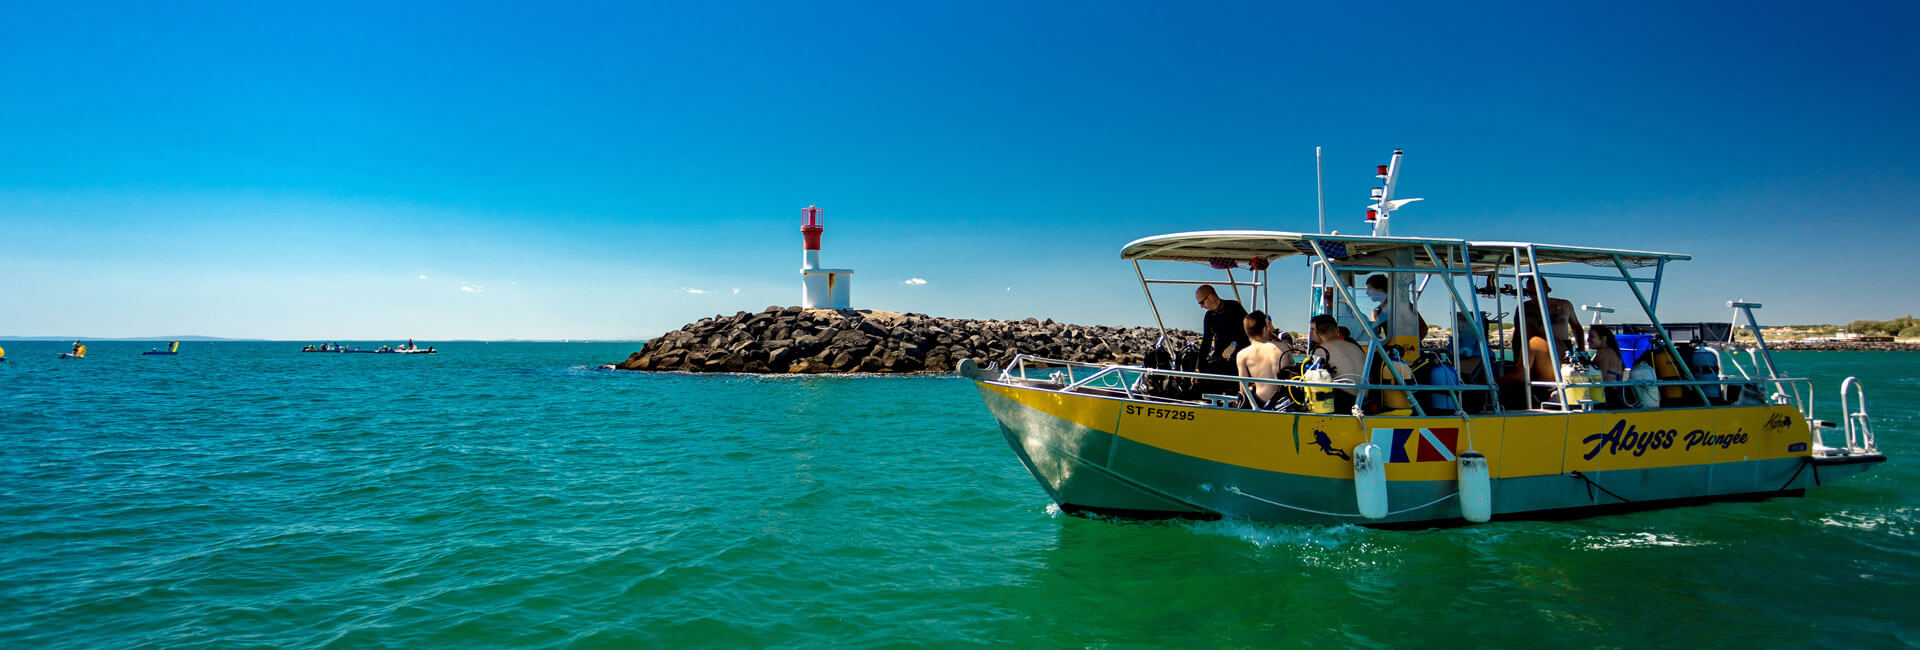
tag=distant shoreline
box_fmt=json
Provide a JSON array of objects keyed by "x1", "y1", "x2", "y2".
[{"x1": 1753, "y1": 341, "x2": 1920, "y2": 352}]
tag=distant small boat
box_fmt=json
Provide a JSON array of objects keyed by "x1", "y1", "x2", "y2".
[
  {"x1": 59, "y1": 342, "x2": 87, "y2": 359},
  {"x1": 143, "y1": 341, "x2": 181, "y2": 356},
  {"x1": 390, "y1": 339, "x2": 437, "y2": 354}
]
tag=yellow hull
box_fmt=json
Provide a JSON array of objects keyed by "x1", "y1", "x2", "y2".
[{"x1": 973, "y1": 380, "x2": 1874, "y2": 525}]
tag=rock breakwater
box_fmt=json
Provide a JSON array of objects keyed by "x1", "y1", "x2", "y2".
[{"x1": 615, "y1": 306, "x2": 1190, "y2": 373}]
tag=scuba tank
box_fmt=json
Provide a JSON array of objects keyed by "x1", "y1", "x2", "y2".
[
  {"x1": 1302, "y1": 357, "x2": 1335, "y2": 414},
  {"x1": 1690, "y1": 341, "x2": 1723, "y2": 403},
  {"x1": 1628, "y1": 360, "x2": 1660, "y2": 408},
  {"x1": 1649, "y1": 345, "x2": 1683, "y2": 400},
  {"x1": 1424, "y1": 360, "x2": 1460, "y2": 413},
  {"x1": 1380, "y1": 347, "x2": 1414, "y2": 412},
  {"x1": 1560, "y1": 353, "x2": 1601, "y2": 406}
]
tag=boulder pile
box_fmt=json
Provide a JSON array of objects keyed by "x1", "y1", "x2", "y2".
[{"x1": 614, "y1": 306, "x2": 1193, "y2": 373}]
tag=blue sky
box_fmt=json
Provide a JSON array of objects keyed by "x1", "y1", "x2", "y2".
[{"x1": 3, "y1": 1, "x2": 1916, "y2": 340}]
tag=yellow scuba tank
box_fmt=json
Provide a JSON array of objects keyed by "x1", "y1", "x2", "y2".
[
  {"x1": 1303, "y1": 366, "x2": 1335, "y2": 414},
  {"x1": 1650, "y1": 347, "x2": 1682, "y2": 399},
  {"x1": 1380, "y1": 349, "x2": 1414, "y2": 411},
  {"x1": 1561, "y1": 360, "x2": 1599, "y2": 405},
  {"x1": 1390, "y1": 335, "x2": 1422, "y2": 364}
]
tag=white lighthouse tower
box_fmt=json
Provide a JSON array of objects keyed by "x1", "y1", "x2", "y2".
[{"x1": 799, "y1": 205, "x2": 853, "y2": 309}]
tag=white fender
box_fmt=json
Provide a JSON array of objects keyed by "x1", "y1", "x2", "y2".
[
  {"x1": 1457, "y1": 451, "x2": 1492, "y2": 523},
  {"x1": 1353, "y1": 442, "x2": 1388, "y2": 519}
]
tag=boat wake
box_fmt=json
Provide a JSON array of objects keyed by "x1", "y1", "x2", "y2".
[{"x1": 1185, "y1": 518, "x2": 1370, "y2": 549}]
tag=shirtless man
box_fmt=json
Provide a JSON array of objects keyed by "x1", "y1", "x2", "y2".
[
  {"x1": 1521, "y1": 277, "x2": 1583, "y2": 355},
  {"x1": 1308, "y1": 314, "x2": 1366, "y2": 413},
  {"x1": 1496, "y1": 311, "x2": 1560, "y2": 408},
  {"x1": 1236, "y1": 311, "x2": 1290, "y2": 408}
]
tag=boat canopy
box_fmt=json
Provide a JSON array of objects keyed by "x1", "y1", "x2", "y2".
[{"x1": 1120, "y1": 230, "x2": 1689, "y2": 269}]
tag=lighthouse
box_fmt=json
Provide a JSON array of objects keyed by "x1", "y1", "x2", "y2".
[{"x1": 799, "y1": 205, "x2": 854, "y2": 309}]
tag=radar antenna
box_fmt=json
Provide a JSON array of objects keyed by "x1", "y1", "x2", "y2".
[{"x1": 1365, "y1": 149, "x2": 1423, "y2": 236}]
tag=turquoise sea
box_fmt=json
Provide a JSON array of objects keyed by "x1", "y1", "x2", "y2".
[{"x1": 2, "y1": 341, "x2": 1914, "y2": 648}]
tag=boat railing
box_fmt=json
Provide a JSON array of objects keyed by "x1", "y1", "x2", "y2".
[
  {"x1": 1718, "y1": 344, "x2": 1811, "y2": 414},
  {"x1": 1002, "y1": 354, "x2": 1491, "y2": 409},
  {"x1": 1003, "y1": 354, "x2": 1812, "y2": 415},
  {"x1": 1524, "y1": 375, "x2": 1814, "y2": 411},
  {"x1": 1821, "y1": 376, "x2": 1877, "y2": 455}
]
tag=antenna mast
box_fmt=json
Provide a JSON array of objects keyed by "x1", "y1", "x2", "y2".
[
  {"x1": 1365, "y1": 149, "x2": 1423, "y2": 236},
  {"x1": 1315, "y1": 146, "x2": 1326, "y2": 234}
]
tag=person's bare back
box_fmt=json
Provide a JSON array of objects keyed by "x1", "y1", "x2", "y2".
[
  {"x1": 1237, "y1": 311, "x2": 1290, "y2": 406},
  {"x1": 1237, "y1": 341, "x2": 1288, "y2": 404}
]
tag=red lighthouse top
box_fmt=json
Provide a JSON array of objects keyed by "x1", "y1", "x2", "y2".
[{"x1": 801, "y1": 205, "x2": 823, "y2": 250}]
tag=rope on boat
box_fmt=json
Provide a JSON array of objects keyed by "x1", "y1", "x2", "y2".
[
  {"x1": 1224, "y1": 486, "x2": 1458, "y2": 518},
  {"x1": 1568, "y1": 471, "x2": 1632, "y2": 504},
  {"x1": 1777, "y1": 457, "x2": 1811, "y2": 492}
]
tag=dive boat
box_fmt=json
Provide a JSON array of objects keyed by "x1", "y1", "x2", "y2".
[
  {"x1": 961, "y1": 151, "x2": 1884, "y2": 526},
  {"x1": 143, "y1": 341, "x2": 181, "y2": 356}
]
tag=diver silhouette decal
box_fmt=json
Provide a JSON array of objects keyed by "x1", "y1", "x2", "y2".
[{"x1": 1310, "y1": 430, "x2": 1350, "y2": 460}]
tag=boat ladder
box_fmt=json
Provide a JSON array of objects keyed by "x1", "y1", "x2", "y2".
[{"x1": 1812, "y1": 377, "x2": 1877, "y2": 456}]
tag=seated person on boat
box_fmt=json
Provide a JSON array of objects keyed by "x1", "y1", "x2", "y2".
[
  {"x1": 1308, "y1": 314, "x2": 1365, "y2": 412},
  {"x1": 1588, "y1": 325, "x2": 1628, "y2": 409},
  {"x1": 1235, "y1": 311, "x2": 1291, "y2": 409},
  {"x1": 1450, "y1": 311, "x2": 1487, "y2": 383}
]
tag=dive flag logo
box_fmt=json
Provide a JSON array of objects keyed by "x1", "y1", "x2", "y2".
[{"x1": 1369, "y1": 428, "x2": 1461, "y2": 463}]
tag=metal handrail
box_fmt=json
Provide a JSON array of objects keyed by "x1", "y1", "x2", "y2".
[
  {"x1": 1012, "y1": 354, "x2": 1810, "y2": 393},
  {"x1": 1528, "y1": 377, "x2": 1812, "y2": 390},
  {"x1": 1006, "y1": 354, "x2": 1493, "y2": 393},
  {"x1": 1723, "y1": 345, "x2": 1808, "y2": 414},
  {"x1": 1839, "y1": 377, "x2": 1874, "y2": 453},
  {"x1": 1006, "y1": 353, "x2": 1823, "y2": 419},
  {"x1": 1522, "y1": 376, "x2": 1812, "y2": 411}
]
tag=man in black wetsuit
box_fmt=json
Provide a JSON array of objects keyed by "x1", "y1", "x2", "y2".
[{"x1": 1195, "y1": 285, "x2": 1250, "y2": 376}]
